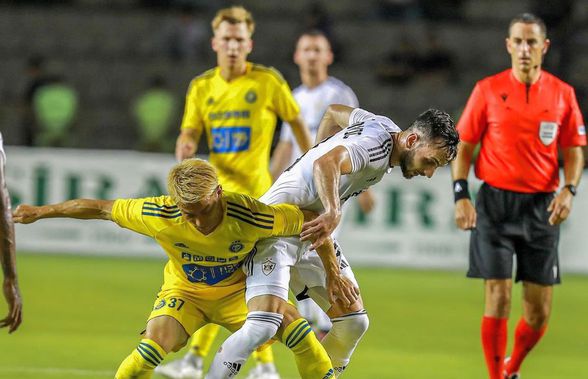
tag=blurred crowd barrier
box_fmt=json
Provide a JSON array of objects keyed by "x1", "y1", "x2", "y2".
[{"x1": 7, "y1": 146, "x2": 588, "y2": 273}]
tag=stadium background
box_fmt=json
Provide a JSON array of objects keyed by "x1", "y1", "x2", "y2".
[{"x1": 1, "y1": 1, "x2": 588, "y2": 378}]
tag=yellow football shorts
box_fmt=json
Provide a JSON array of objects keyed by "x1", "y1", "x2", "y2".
[{"x1": 147, "y1": 283, "x2": 249, "y2": 336}]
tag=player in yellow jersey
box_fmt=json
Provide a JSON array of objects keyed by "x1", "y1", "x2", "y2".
[
  {"x1": 13, "y1": 159, "x2": 335, "y2": 379},
  {"x1": 175, "y1": 6, "x2": 312, "y2": 198},
  {"x1": 172, "y1": 6, "x2": 313, "y2": 379}
]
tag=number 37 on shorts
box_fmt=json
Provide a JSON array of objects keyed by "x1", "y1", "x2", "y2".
[{"x1": 153, "y1": 296, "x2": 185, "y2": 311}]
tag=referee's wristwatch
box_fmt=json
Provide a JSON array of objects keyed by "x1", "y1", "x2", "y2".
[{"x1": 563, "y1": 184, "x2": 577, "y2": 196}]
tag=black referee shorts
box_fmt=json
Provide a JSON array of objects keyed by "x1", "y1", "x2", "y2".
[{"x1": 467, "y1": 182, "x2": 561, "y2": 285}]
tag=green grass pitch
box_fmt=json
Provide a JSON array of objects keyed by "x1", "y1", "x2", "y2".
[{"x1": 1, "y1": 253, "x2": 587, "y2": 378}]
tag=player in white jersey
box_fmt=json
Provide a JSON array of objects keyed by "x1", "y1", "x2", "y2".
[
  {"x1": 206, "y1": 105, "x2": 459, "y2": 378},
  {"x1": 0, "y1": 132, "x2": 23, "y2": 334},
  {"x1": 270, "y1": 30, "x2": 373, "y2": 338}
]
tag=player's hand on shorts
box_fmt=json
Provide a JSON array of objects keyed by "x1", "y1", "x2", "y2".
[
  {"x1": 547, "y1": 190, "x2": 573, "y2": 225},
  {"x1": 454, "y1": 198, "x2": 476, "y2": 230},
  {"x1": 12, "y1": 205, "x2": 42, "y2": 224},
  {"x1": 327, "y1": 273, "x2": 360, "y2": 308},
  {"x1": 175, "y1": 135, "x2": 197, "y2": 162},
  {"x1": 300, "y1": 210, "x2": 341, "y2": 250},
  {"x1": 1, "y1": 277, "x2": 22, "y2": 333}
]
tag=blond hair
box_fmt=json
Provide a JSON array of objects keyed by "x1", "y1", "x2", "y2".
[
  {"x1": 167, "y1": 158, "x2": 219, "y2": 207},
  {"x1": 211, "y1": 6, "x2": 255, "y2": 35}
]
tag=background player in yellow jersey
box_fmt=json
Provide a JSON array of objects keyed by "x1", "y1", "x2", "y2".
[
  {"x1": 12, "y1": 158, "x2": 335, "y2": 379},
  {"x1": 175, "y1": 6, "x2": 312, "y2": 198},
  {"x1": 172, "y1": 6, "x2": 313, "y2": 379}
]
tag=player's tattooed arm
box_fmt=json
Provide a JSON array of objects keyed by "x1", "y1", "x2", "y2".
[
  {"x1": 315, "y1": 104, "x2": 354, "y2": 143},
  {"x1": 301, "y1": 146, "x2": 352, "y2": 249},
  {"x1": 13, "y1": 199, "x2": 114, "y2": 224},
  {"x1": 0, "y1": 160, "x2": 22, "y2": 333}
]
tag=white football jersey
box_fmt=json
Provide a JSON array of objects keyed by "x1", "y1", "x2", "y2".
[
  {"x1": 280, "y1": 77, "x2": 359, "y2": 164},
  {"x1": 261, "y1": 108, "x2": 401, "y2": 211}
]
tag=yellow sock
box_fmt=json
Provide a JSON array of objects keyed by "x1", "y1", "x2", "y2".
[
  {"x1": 253, "y1": 344, "x2": 274, "y2": 364},
  {"x1": 115, "y1": 338, "x2": 166, "y2": 379},
  {"x1": 281, "y1": 318, "x2": 335, "y2": 379},
  {"x1": 189, "y1": 323, "x2": 221, "y2": 357}
]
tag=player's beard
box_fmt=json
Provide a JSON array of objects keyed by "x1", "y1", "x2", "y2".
[{"x1": 399, "y1": 149, "x2": 416, "y2": 178}]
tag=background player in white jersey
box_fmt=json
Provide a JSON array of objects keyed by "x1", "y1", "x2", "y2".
[
  {"x1": 270, "y1": 29, "x2": 375, "y2": 338},
  {"x1": 206, "y1": 105, "x2": 459, "y2": 378}
]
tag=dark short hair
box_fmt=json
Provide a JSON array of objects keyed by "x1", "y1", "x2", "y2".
[
  {"x1": 509, "y1": 13, "x2": 547, "y2": 38},
  {"x1": 298, "y1": 29, "x2": 332, "y2": 47},
  {"x1": 409, "y1": 109, "x2": 459, "y2": 161}
]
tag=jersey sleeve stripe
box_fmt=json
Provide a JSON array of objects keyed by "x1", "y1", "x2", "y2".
[
  {"x1": 141, "y1": 211, "x2": 182, "y2": 219},
  {"x1": 226, "y1": 206, "x2": 274, "y2": 224},
  {"x1": 227, "y1": 201, "x2": 274, "y2": 219},
  {"x1": 368, "y1": 140, "x2": 392, "y2": 152},
  {"x1": 227, "y1": 212, "x2": 273, "y2": 229},
  {"x1": 143, "y1": 202, "x2": 178, "y2": 210},
  {"x1": 369, "y1": 153, "x2": 390, "y2": 163},
  {"x1": 142, "y1": 206, "x2": 181, "y2": 214}
]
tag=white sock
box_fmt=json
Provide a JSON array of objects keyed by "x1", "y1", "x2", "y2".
[
  {"x1": 321, "y1": 310, "x2": 369, "y2": 377},
  {"x1": 206, "y1": 311, "x2": 283, "y2": 379}
]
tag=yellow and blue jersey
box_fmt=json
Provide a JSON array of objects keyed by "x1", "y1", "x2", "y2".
[
  {"x1": 180, "y1": 62, "x2": 300, "y2": 198},
  {"x1": 111, "y1": 191, "x2": 303, "y2": 299}
]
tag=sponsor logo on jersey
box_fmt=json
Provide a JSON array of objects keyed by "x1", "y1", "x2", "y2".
[
  {"x1": 539, "y1": 121, "x2": 558, "y2": 145},
  {"x1": 245, "y1": 89, "x2": 257, "y2": 103},
  {"x1": 261, "y1": 258, "x2": 276, "y2": 276},
  {"x1": 182, "y1": 262, "x2": 243, "y2": 285},
  {"x1": 229, "y1": 240, "x2": 244, "y2": 252},
  {"x1": 211, "y1": 126, "x2": 251, "y2": 153},
  {"x1": 154, "y1": 299, "x2": 166, "y2": 310}
]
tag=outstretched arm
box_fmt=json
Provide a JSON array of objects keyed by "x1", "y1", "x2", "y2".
[
  {"x1": 13, "y1": 199, "x2": 114, "y2": 224},
  {"x1": 0, "y1": 160, "x2": 21, "y2": 333},
  {"x1": 315, "y1": 104, "x2": 354, "y2": 143}
]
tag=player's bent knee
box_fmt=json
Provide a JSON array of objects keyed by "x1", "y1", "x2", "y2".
[
  {"x1": 342, "y1": 311, "x2": 369, "y2": 338},
  {"x1": 242, "y1": 311, "x2": 285, "y2": 346}
]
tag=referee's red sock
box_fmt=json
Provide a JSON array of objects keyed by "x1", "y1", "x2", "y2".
[
  {"x1": 481, "y1": 316, "x2": 508, "y2": 379},
  {"x1": 505, "y1": 318, "x2": 547, "y2": 375}
]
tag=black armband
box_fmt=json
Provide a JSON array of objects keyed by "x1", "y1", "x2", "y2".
[{"x1": 453, "y1": 179, "x2": 471, "y2": 202}]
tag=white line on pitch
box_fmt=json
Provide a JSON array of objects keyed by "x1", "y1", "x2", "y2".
[{"x1": 0, "y1": 366, "x2": 114, "y2": 377}]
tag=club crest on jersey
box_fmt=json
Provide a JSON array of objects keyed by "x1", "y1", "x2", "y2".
[
  {"x1": 539, "y1": 121, "x2": 558, "y2": 145},
  {"x1": 245, "y1": 89, "x2": 257, "y2": 103},
  {"x1": 262, "y1": 258, "x2": 276, "y2": 276},
  {"x1": 229, "y1": 240, "x2": 244, "y2": 253},
  {"x1": 154, "y1": 299, "x2": 166, "y2": 310}
]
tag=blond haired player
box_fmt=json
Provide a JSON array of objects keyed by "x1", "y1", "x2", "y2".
[
  {"x1": 172, "y1": 7, "x2": 312, "y2": 378},
  {"x1": 13, "y1": 159, "x2": 334, "y2": 379}
]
